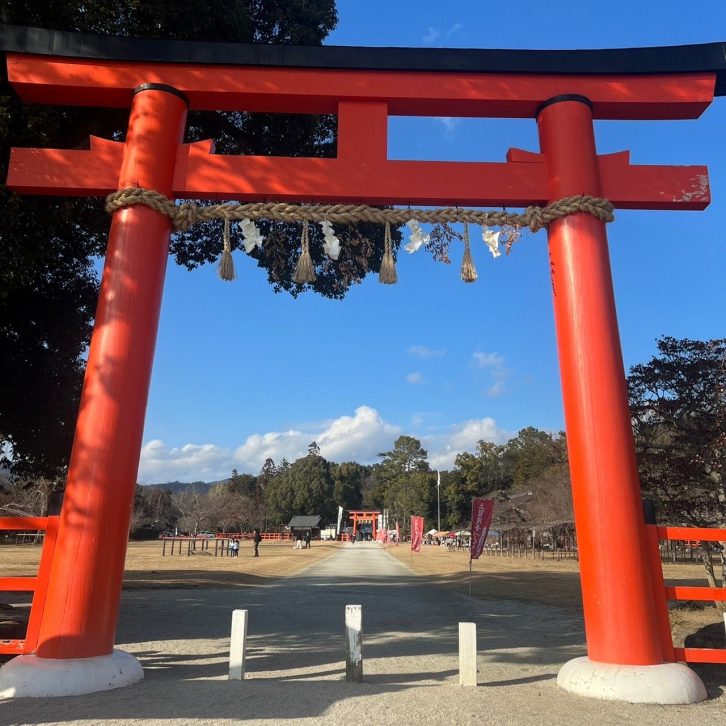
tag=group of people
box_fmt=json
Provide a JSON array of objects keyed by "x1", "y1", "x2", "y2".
[
  {"x1": 294, "y1": 530, "x2": 312, "y2": 549},
  {"x1": 227, "y1": 529, "x2": 263, "y2": 558}
]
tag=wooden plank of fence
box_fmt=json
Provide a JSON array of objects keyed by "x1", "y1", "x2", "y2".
[
  {"x1": 0, "y1": 577, "x2": 38, "y2": 591},
  {"x1": 657, "y1": 526, "x2": 726, "y2": 542},
  {"x1": 23, "y1": 515, "x2": 59, "y2": 653},
  {"x1": 674, "y1": 647, "x2": 726, "y2": 664},
  {"x1": 666, "y1": 586, "x2": 726, "y2": 601},
  {"x1": 0, "y1": 517, "x2": 49, "y2": 530}
]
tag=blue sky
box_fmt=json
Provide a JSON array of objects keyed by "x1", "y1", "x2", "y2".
[{"x1": 137, "y1": 0, "x2": 726, "y2": 483}]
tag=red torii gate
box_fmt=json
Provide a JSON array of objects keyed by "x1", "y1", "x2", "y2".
[
  {"x1": 0, "y1": 25, "x2": 722, "y2": 702},
  {"x1": 348, "y1": 511, "x2": 380, "y2": 540}
]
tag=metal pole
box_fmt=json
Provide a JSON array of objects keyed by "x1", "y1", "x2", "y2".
[
  {"x1": 36, "y1": 85, "x2": 188, "y2": 659},
  {"x1": 437, "y1": 470, "x2": 441, "y2": 532}
]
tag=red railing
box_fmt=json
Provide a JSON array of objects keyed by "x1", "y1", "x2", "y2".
[
  {"x1": 0, "y1": 516, "x2": 59, "y2": 655},
  {"x1": 646, "y1": 524, "x2": 726, "y2": 665}
]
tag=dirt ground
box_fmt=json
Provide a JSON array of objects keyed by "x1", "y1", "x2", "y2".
[
  {"x1": 384, "y1": 543, "x2": 726, "y2": 650},
  {"x1": 1, "y1": 542, "x2": 725, "y2": 725},
  {"x1": 2, "y1": 539, "x2": 724, "y2": 655},
  {"x1": 0, "y1": 539, "x2": 341, "y2": 640}
]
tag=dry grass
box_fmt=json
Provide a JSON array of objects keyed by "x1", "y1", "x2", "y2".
[
  {"x1": 0, "y1": 539, "x2": 342, "y2": 590},
  {"x1": 122, "y1": 540, "x2": 342, "y2": 588}
]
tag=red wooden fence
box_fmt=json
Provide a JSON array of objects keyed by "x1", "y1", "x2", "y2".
[{"x1": 0, "y1": 516, "x2": 59, "y2": 655}]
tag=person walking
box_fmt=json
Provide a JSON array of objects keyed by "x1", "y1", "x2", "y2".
[
  {"x1": 253, "y1": 528, "x2": 261, "y2": 557},
  {"x1": 304, "y1": 531, "x2": 311, "y2": 549},
  {"x1": 231, "y1": 537, "x2": 240, "y2": 558}
]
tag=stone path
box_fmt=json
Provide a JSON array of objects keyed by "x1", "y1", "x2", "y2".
[{"x1": 1, "y1": 542, "x2": 724, "y2": 725}]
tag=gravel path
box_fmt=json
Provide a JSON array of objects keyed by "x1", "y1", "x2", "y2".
[{"x1": 1, "y1": 542, "x2": 724, "y2": 725}]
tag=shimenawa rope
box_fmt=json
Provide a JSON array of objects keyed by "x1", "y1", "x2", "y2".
[
  {"x1": 104, "y1": 187, "x2": 615, "y2": 283},
  {"x1": 105, "y1": 187, "x2": 614, "y2": 234}
]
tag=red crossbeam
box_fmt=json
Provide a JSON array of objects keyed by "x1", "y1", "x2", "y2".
[
  {"x1": 6, "y1": 55, "x2": 715, "y2": 120},
  {"x1": 8, "y1": 137, "x2": 709, "y2": 208},
  {"x1": 7, "y1": 59, "x2": 712, "y2": 208}
]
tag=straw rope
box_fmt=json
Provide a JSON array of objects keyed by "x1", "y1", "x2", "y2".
[
  {"x1": 460, "y1": 222, "x2": 477, "y2": 283},
  {"x1": 105, "y1": 187, "x2": 614, "y2": 234},
  {"x1": 379, "y1": 221, "x2": 397, "y2": 284}
]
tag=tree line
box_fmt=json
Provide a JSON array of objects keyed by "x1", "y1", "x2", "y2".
[
  {"x1": 129, "y1": 428, "x2": 571, "y2": 537},
  {"x1": 3, "y1": 336, "x2": 723, "y2": 545},
  {"x1": 3, "y1": 335, "x2": 724, "y2": 602}
]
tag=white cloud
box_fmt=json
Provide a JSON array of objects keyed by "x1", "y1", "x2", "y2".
[
  {"x1": 472, "y1": 351, "x2": 505, "y2": 370},
  {"x1": 472, "y1": 351, "x2": 509, "y2": 396},
  {"x1": 445, "y1": 23, "x2": 462, "y2": 36},
  {"x1": 425, "y1": 417, "x2": 510, "y2": 470},
  {"x1": 138, "y1": 407, "x2": 508, "y2": 484},
  {"x1": 407, "y1": 345, "x2": 445, "y2": 359},
  {"x1": 405, "y1": 372, "x2": 425, "y2": 384},
  {"x1": 231, "y1": 406, "x2": 400, "y2": 472},
  {"x1": 316, "y1": 406, "x2": 400, "y2": 462},
  {"x1": 422, "y1": 27, "x2": 440, "y2": 43},
  {"x1": 139, "y1": 406, "x2": 401, "y2": 483},
  {"x1": 233, "y1": 429, "x2": 309, "y2": 472},
  {"x1": 439, "y1": 117, "x2": 460, "y2": 134},
  {"x1": 138, "y1": 439, "x2": 232, "y2": 483}
]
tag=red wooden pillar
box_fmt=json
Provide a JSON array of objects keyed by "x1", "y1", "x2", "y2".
[
  {"x1": 537, "y1": 96, "x2": 663, "y2": 666},
  {"x1": 35, "y1": 85, "x2": 187, "y2": 659}
]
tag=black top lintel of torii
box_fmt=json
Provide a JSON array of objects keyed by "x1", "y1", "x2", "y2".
[{"x1": 1, "y1": 24, "x2": 725, "y2": 97}]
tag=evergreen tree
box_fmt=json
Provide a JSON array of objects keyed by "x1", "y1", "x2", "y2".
[
  {"x1": 375, "y1": 436, "x2": 432, "y2": 532},
  {"x1": 628, "y1": 337, "x2": 726, "y2": 605},
  {"x1": 2, "y1": 2, "x2": 402, "y2": 479}
]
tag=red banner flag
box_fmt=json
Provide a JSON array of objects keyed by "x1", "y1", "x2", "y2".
[
  {"x1": 410, "y1": 515, "x2": 424, "y2": 552},
  {"x1": 395, "y1": 520, "x2": 400, "y2": 546},
  {"x1": 470, "y1": 498, "x2": 495, "y2": 560}
]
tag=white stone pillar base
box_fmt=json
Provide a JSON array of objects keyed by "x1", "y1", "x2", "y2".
[
  {"x1": 0, "y1": 649, "x2": 143, "y2": 698},
  {"x1": 557, "y1": 656, "x2": 707, "y2": 704}
]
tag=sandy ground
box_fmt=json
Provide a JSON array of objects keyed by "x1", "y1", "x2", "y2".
[
  {"x1": 1, "y1": 542, "x2": 725, "y2": 726},
  {"x1": 384, "y1": 544, "x2": 726, "y2": 648}
]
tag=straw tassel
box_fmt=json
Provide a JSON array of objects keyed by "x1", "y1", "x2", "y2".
[
  {"x1": 293, "y1": 220, "x2": 316, "y2": 283},
  {"x1": 378, "y1": 222, "x2": 398, "y2": 284},
  {"x1": 460, "y1": 222, "x2": 477, "y2": 283},
  {"x1": 218, "y1": 218, "x2": 236, "y2": 281}
]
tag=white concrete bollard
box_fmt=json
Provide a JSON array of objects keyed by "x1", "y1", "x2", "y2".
[
  {"x1": 459, "y1": 622, "x2": 477, "y2": 687},
  {"x1": 345, "y1": 604, "x2": 363, "y2": 682},
  {"x1": 229, "y1": 609, "x2": 248, "y2": 681}
]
